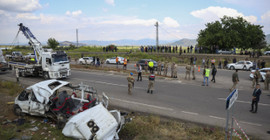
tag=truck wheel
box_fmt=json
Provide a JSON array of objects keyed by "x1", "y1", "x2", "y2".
[
  {"x1": 13, "y1": 104, "x2": 22, "y2": 116},
  {"x1": 43, "y1": 72, "x2": 50, "y2": 79}
]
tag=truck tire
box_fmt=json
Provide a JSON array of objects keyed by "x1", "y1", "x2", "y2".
[{"x1": 43, "y1": 72, "x2": 50, "y2": 79}]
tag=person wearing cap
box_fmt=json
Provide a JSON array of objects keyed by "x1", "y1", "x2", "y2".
[
  {"x1": 127, "y1": 72, "x2": 135, "y2": 95},
  {"x1": 252, "y1": 68, "x2": 261, "y2": 88},
  {"x1": 147, "y1": 72, "x2": 155, "y2": 94}
]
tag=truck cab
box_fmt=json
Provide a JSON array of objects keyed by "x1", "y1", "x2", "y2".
[{"x1": 42, "y1": 51, "x2": 70, "y2": 79}]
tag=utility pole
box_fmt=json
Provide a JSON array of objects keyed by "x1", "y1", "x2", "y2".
[
  {"x1": 76, "y1": 28, "x2": 78, "y2": 47},
  {"x1": 155, "y1": 21, "x2": 159, "y2": 48}
]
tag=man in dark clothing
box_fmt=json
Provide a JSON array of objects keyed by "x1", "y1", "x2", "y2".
[
  {"x1": 261, "y1": 60, "x2": 266, "y2": 68},
  {"x1": 233, "y1": 58, "x2": 237, "y2": 63},
  {"x1": 250, "y1": 84, "x2": 262, "y2": 113},
  {"x1": 211, "y1": 66, "x2": 217, "y2": 83}
]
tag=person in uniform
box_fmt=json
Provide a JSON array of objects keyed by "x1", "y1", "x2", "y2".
[
  {"x1": 157, "y1": 61, "x2": 162, "y2": 75},
  {"x1": 264, "y1": 70, "x2": 270, "y2": 90},
  {"x1": 148, "y1": 61, "x2": 154, "y2": 74},
  {"x1": 163, "y1": 62, "x2": 168, "y2": 76},
  {"x1": 202, "y1": 66, "x2": 210, "y2": 86},
  {"x1": 15, "y1": 67, "x2": 19, "y2": 82},
  {"x1": 185, "y1": 64, "x2": 191, "y2": 80},
  {"x1": 211, "y1": 65, "x2": 217, "y2": 83},
  {"x1": 127, "y1": 72, "x2": 135, "y2": 95},
  {"x1": 123, "y1": 58, "x2": 127, "y2": 70},
  {"x1": 171, "y1": 62, "x2": 175, "y2": 78},
  {"x1": 116, "y1": 56, "x2": 119, "y2": 68},
  {"x1": 252, "y1": 68, "x2": 261, "y2": 88},
  {"x1": 192, "y1": 65, "x2": 196, "y2": 80},
  {"x1": 173, "y1": 63, "x2": 177, "y2": 78},
  {"x1": 230, "y1": 70, "x2": 239, "y2": 91},
  {"x1": 147, "y1": 72, "x2": 155, "y2": 94},
  {"x1": 250, "y1": 84, "x2": 262, "y2": 113}
]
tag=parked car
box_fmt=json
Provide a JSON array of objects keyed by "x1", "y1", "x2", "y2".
[
  {"x1": 136, "y1": 59, "x2": 158, "y2": 70},
  {"x1": 249, "y1": 68, "x2": 270, "y2": 82},
  {"x1": 217, "y1": 50, "x2": 234, "y2": 54},
  {"x1": 105, "y1": 57, "x2": 124, "y2": 64},
  {"x1": 78, "y1": 57, "x2": 93, "y2": 64},
  {"x1": 264, "y1": 51, "x2": 270, "y2": 55},
  {"x1": 227, "y1": 60, "x2": 253, "y2": 71}
]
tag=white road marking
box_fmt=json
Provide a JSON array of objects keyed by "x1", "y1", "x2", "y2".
[
  {"x1": 209, "y1": 115, "x2": 226, "y2": 120},
  {"x1": 110, "y1": 97, "x2": 174, "y2": 111},
  {"x1": 217, "y1": 98, "x2": 270, "y2": 106},
  {"x1": 71, "y1": 78, "x2": 145, "y2": 89},
  {"x1": 181, "y1": 111, "x2": 198, "y2": 115},
  {"x1": 239, "y1": 121, "x2": 262, "y2": 127}
]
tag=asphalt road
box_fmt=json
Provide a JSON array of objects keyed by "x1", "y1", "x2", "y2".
[{"x1": 1, "y1": 67, "x2": 270, "y2": 139}]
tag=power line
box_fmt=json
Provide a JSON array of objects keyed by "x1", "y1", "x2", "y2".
[{"x1": 159, "y1": 25, "x2": 182, "y2": 40}]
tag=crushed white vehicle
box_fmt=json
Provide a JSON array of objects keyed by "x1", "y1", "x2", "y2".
[{"x1": 14, "y1": 79, "x2": 125, "y2": 139}]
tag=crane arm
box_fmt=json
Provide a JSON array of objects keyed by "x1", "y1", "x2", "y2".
[{"x1": 18, "y1": 23, "x2": 44, "y2": 63}]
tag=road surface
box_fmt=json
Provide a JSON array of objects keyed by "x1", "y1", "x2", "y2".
[{"x1": 1, "y1": 67, "x2": 269, "y2": 139}]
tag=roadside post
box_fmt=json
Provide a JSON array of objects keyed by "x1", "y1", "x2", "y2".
[{"x1": 225, "y1": 89, "x2": 238, "y2": 140}]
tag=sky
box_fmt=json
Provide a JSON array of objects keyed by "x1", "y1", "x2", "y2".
[{"x1": 0, "y1": 0, "x2": 269, "y2": 44}]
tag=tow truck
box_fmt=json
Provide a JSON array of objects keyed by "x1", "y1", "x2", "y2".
[{"x1": 8, "y1": 23, "x2": 71, "y2": 79}]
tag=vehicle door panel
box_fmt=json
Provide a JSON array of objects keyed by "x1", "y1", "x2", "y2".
[{"x1": 29, "y1": 93, "x2": 45, "y2": 115}]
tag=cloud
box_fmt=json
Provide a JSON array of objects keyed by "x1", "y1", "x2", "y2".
[
  {"x1": 66, "y1": 10, "x2": 82, "y2": 17},
  {"x1": 0, "y1": 0, "x2": 41, "y2": 12},
  {"x1": 190, "y1": 6, "x2": 257, "y2": 23},
  {"x1": 16, "y1": 13, "x2": 40, "y2": 20},
  {"x1": 105, "y1": 0, "x2": 115, "y2": 6},
  {"x1": 163, "y1": 17, "x2": 180, "y2": 28},
  {"x1": 98, "y1": 16, "x2": 158, "y2": 26},
  {"x1": 261, "y1": 11, "x2": 270, "y2": 33}
]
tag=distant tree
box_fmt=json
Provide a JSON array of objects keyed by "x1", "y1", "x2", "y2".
[
  {"x1": 47, "y1": 38, "x2": 59, "y2": 50},
  {"x1": 197, "y1": 16, "x2": 265, "y2": 51}
]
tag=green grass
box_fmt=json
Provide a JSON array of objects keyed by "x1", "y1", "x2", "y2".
[{"x1": 0, "y1": 80, "x2": 23, "y2": 96}]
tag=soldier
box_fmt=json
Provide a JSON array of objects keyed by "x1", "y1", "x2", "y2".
[
  {"x1": 147, "y1": 72, "x2": 155, "y2": 94},
  {"x1": 252, "y1": 68, "x2": 261, "y2": 88},
  {"x1": 15, "y1": 67, "x2": 19, "y2": 82},
  {"x1": 127, "y1": 72, "x2": 135, "y2": 95},
  {"x1": 163, "y1": 62, "x2": 168, "y2": 76},
  {"x1": 230, "y1": 70, "x2": 239, "y2": 92},
  {"x1": 185, "y1": 64, "x2": 191, "y2": 80},
  {"x1": 157, "y1": 61, "x2": 162, "y2": 75},
  {"x1": 264, "y1": 70, "x2": 270, "y2": 90},
  {"x1": 173, "y1": 63, "x2": 178, "y2": 78},
  {"x1": 171, "y1": 62, "x2": 175, "y2": 78},
  {"x1": 192, "y1": 65, "x2": 196, "y2": 80}
]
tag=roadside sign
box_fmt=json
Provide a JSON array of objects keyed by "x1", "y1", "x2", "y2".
[{"x1": 226, "y1": 89, "x2": 238, "y2": 110}]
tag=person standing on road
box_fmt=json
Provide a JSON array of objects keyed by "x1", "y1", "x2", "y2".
[
  {"x1": 202, "y1": 58, "x2": 205, "y2": 68},
  {"x1": 127, "y1": 72, "x2": 135, "y2": 95},
  {"x1": 202, "y1": 66, "x2": 210, "y2": 86},
  {"x1": 230, "y1": 70, "x2": 239, "y2": 91},
  {"x1": 147, "y1": 72, "x2": 155, "y2": 94},
  {"x1": 148, "y1": 61, "x2": 154, "y2": 74},
  {"x1": 157, "y1": 61, "x2": 162, "y2": 75},
  {"x1": 137, "y1": 64, "x2": 142, "y2": 81},
  {"x1": 185, "y1": 64, "x2": 191, "y2": 80},
  {"x1": 116, "y1": 56, "x2": 119, "y2": 68},
  {"x1": 123, "y1": 58, "x2": 127, "y2": 70},
  {"x1": 15, "y1": 67, "x2": 19, "y2": 82},
  {"x1": 261, "y1": 60, "x2": 266, "y2": 68},
  {"x1": 171, "y1": 62, "x2": 175, "y2": 78},
  {"x1": 163, "y1": 62, "x2": 168, "y2": 76},
  {"x1": 265, "y1": 70, "x2": 270, "y2": 90},
  {"x1": 250, "y1": 84, "x2": 262, "y2": 113},
  {"x1": 252, "y1": 68, "x2": 261, "y2": 88},
  {"x1": 192, "y1": 65, "x2": 196, "y2": 80},
  {"x1": 211, "y1": 65, "x2": 217, "y2": 83}
]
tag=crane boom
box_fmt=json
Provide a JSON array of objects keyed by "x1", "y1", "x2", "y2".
[{"x1": 18, "y1": 23, "x2": 44, "y2": 63}]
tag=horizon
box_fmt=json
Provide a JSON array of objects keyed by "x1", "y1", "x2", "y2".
[{"x1": 0, "y1": 0, "x2": 269, "y2": 44}]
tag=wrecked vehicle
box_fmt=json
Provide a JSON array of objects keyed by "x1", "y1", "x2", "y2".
[{"x1": 14, "y1": 79, "x2": 125, "y2": 139}]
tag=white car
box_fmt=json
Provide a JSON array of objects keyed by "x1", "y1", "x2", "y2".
[
  {"x1": 249, "y1": 68, "x2": 270, "y2": 81},
  {"x1": 78, "y1": 57, "x2": 93, "y2": 64},
  {"x1": 105, "y1": 57, "x2": 124, "y2": 64},
  {"x1": 227, "y1": 60, "x2": 253, "y2": 71},
  {"x1": 264, "y1": 51, "x2": 270, "y2": 55}
]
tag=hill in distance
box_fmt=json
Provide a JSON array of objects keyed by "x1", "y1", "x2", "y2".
[{"x1": 170, "y1": 38, "x2": 197, "y2": 46}]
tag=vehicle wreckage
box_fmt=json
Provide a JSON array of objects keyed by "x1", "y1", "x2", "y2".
[{"x1": 13, "y1": 79, "x2": 125, "y2": 139}]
